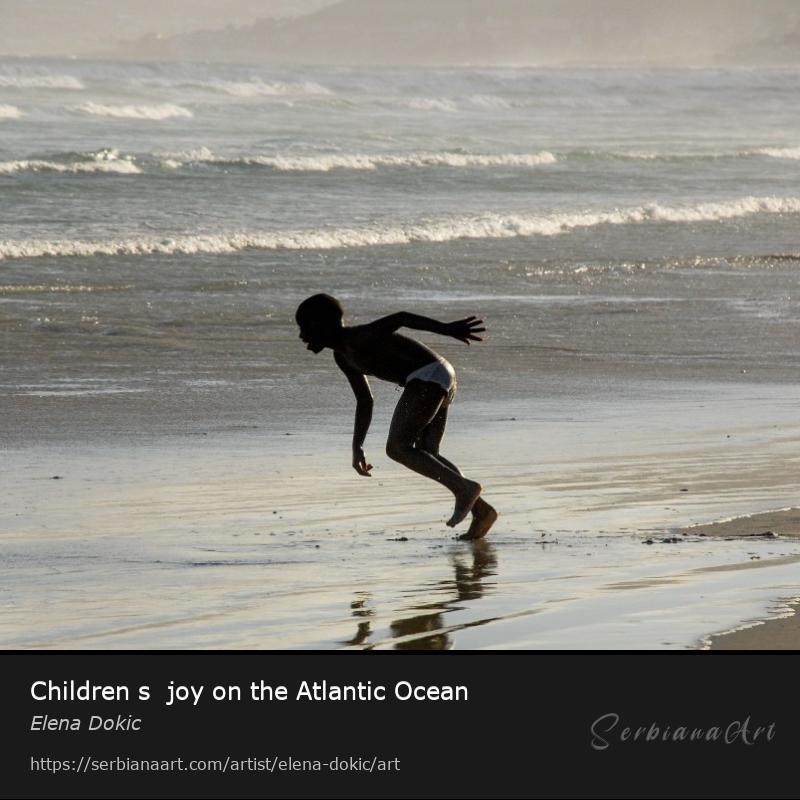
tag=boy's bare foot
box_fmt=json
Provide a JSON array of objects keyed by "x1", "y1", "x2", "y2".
[
  {"x1": 458, "y1": 498, "x2": 498, "y2": 541},
  {"x1": 446, "y1": 480, "x2": 482, "y2": 528}
]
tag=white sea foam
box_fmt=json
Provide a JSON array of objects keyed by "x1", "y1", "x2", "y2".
[
  {"x1": 757, "y1": 146, "x2": 800, "y2": 160},
  {"x1": 238, "y1": 151, "x2": 558, "y2": 170},
  {"x1": 0, "y1": 284, "x2": 132, "y2": 294},
  {"x1": 0, "y1": 74, "x2": 84, "y2": 89},
  {"x1": 166, "y1": 149, "x2": 558, "y2": 171},
  {"x1": 0, "y1": 149, "x2": 140, "y2": 175},
  {"x1": 206, "y1": 79, "x2": 332, "y2": 97},
  {"x1": 468, "y1": 94, "x2": 513, "y2": 109},
  {"x1": 0, "y1": 104, "x2": 24, "y2": 119},
  {"x1": 70, "y1": 102, "x2": 193, "y2": 120},
  {"x1": 407, "y1": 97, "x2": 458, "y2": 112},
  {"x1": 603, "y1": 147, "x2": 800, "y2": 162},
  {"x1": 133, "y1": 77, "x2": 331, "y2": 96},
  {"x1": 158, "y1": 146, "x2": 215, "y2": 161},
  {"x1": 614, "y1": 151, "x2": 663, "y2": 160},
  {"x1": 0, "y1": 159, "x2": 141, "y2": 175},
  {"x1": 41, "y1": 144, "x2": 797, "y2": 172},
  {"x1": 593, "y1": 149, "x2": 729, "y2": 161},
  {"x1": 2, "y1": 196, "x2": 798, "y2": 261}
]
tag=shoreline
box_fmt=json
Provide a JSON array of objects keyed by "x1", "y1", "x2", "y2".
[
  {"x1": 705, "y1": 599, "x2": 800, "y2": 650},
  {"x1": 689, "y1": 509, "x2": 800, "y2": 650},
  {"x1": 679, "y1": 508, "x2": 800, "y2": 541}
]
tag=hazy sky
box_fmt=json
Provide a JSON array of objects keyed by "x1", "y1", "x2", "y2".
[
  {"x1": 2, "y1": 0, "x2": 798, "y2": 64},
  {"x1": 0, "y1": 1, "x2": 334, "y2": 57}
]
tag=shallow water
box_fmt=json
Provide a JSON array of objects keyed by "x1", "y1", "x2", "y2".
[{"x1": 3, "y1": 62, "x2": 800, "y2": 421}]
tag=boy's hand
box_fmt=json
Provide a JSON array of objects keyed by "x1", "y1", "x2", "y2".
[
  {"x1": 352, "y1": 447, "x2": 373, "y2": 477},
  {"x1": 444, "y1": 316, "x2": 485, "y2": 345}
]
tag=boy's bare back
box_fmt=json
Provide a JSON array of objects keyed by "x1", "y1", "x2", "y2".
[{"x1": 334, "y1": 327, "x2": 442, "y2": 387}]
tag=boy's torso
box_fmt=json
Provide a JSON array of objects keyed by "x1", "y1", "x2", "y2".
[{"x1": 336, "y1": 328, "x2": 444, "y2": 386}]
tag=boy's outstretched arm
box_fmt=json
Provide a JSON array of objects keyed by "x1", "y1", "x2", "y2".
[
  {"x1": 334, "y1": 352, "x2": 374, "y2": 477},
  {"x1": 364, "y1": 312, "x2": 485, "y2": 344}
]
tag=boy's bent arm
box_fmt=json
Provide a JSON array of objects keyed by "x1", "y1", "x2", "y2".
[
  {"x1": 365, "y1": 312, "x2": 485, "y2": 344},
  {"x1": 365, "y1": 312, "x2": 444, "y2": 336},
  {"x1": 334, "y1": 352, "x2": 374, "y2": 476}
]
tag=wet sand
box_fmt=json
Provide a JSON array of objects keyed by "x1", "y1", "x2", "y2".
[
  {"x1": 678, "y1": 508, "x2": 800, "y2": 540},
  {"x1": 683, "y1": 509, "x2": 800, "y2": 649},
  {"x1": 3, "y1": 380, "x2": 800, "y2": 650},
  {"x1": 707, "y1": 601, "x2": 800, "y2": 650}
]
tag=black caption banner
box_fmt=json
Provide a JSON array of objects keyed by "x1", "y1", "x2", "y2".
[{"x1": 3, "y1": 653, "x2": 797, "y2": 799}]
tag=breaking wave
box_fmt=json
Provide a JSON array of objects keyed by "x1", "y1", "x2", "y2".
[
  {"x1": 70, "y1": 102, "x2": 193, "y2": 120},
  {"x1": 0, "y1": 284, "x2": 132, "y2": 294},
  {"x1": 407, "y1": 97, "x2": 458, "y2": 112},
  {"x1": 162, "y1": 149, "x2": 558, "y2": 171},
  {"x1": 583, "y1": 147, "x2": 800, "y2": 162},
  {"x1": 205, "y1": 79, "x2": 331, "y2": 97},
  {"x1": 0, "y1": 159, "x2": 140, "y2": 175},
  {"x1": 0, "y1": 149, "x2": 140, "y2": 175},
  {"x1": 132, "y1": 77, "x2": 331, "y2": 96},
  {"x1": 0, "y1": 104, "x2": 24, "y2": 119},
  {"x1": 757, "y1": 146, "x2": 800, "y2": 160},
  {"x1": 0, "y1": 74, "x2": 84, "y2": 89},
  {"x1": 468, "y1": 94, "x2": 514, "y2": 109},
  {"x1": 3, "y1": 196, "x2": 799, "y2": 261}
]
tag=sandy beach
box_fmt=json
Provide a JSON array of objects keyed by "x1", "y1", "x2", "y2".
[
  {"x1": 3, "y1": 378, "x2": 800, "y2": 650},
  {"x1": 708, "y1": 599, "x2": 800, "y2": 650},
  {"x1": 680, "y1": 508, "x2": 800, "y2": 540},
  {"x1": 678, "y1": 510, "x2": 800, "y2": 649}
]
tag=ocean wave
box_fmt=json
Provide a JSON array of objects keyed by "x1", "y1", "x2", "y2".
[
  {"x1": 0, "y1": 74, "x2": 84, "y2": 89},
  {"x1": 0, "y1": 284, "x2": 133, "y2": 294},
  {"x1": 730, "y1": 253, "x2": 800, "y2": 264},
  {"x1": 0, "y1": 104, "x2": 24, "y2": 119},
  {"x1": 757, "y1": 146, "x2": 800, "y2": 160},
  {"x1": 0, "y1": 159, "x2": 140, "y2": 175},
  {"x1": 577, "y1": 149, "x2": 729, "y2": 162},
  {"x1": 0, "y1": 149, "x2": 140, "y2": 175},
  {"x1": 163, "y1": 149, "x2": 558, "y2": 171},
  {"x1": 19, "y1": 144, "x2": 797, "y2": 173},
  {"x1": 2, "y1": 147, "x2": 556, "y2": 174},
  {"x1": 468, "y1": 94, "x2": 513, "y2": 109},
  {"x1": 205, "y1": 79, "x2": 332, "y2": 97},
  {"x1": 583, "y1": 147, "x2": 800, "y2": 162},
  {"x1": 407, "y1": 97, "x2": 458, "y2": 112},
  {"x1": 3, "y1": 196, "x2": 799, "y2": 261},
  {"x1": 132, "y1": 77, "x2": 331, "y2": 97},
  {"x1": 70, "y1": 102, "x2": 193, "y2": 120}
]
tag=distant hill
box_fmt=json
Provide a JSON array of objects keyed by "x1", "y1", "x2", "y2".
[
  {"x1": 0, "y1": 1, "x2": 335, "y2": 58},
  {"x1": 728, "y1": 23, "x2": 800, "y2": 64},
  {"x1": 111, "y1": 0, "x2": 800, "y2": 66}
]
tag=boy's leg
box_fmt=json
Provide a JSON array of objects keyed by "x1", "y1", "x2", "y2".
[
  {"x1": 417, "y1": 403, "x2": 460, "y2": 474},
  {"x1": 387, "y1": 380, "x2": 481, "y2": 527},
  {"x1": 418, "y1": 401, "x2": 498, "y2": 540}
]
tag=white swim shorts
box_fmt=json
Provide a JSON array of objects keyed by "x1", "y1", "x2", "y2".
[{"x1": 404, "y1": 357, "x2": 457, "y2": 403}]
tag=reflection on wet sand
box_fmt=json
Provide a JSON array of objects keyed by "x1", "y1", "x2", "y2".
[
  {"x1": 343, "y1": 541, "x2": 498, "y2": 650},
  {"x1": 343, "y1": 591, "x2": 374, "y2": 647}
]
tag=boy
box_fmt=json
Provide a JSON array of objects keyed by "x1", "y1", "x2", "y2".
[{"x1": 295, "y1": 294, "x2": 497, "y2": 540}]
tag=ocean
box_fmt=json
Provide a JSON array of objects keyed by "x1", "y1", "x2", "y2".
[
  {"x1": 2, "y1": 59, "x2": 799, "y2": 649},
  {"x1": 3, "y1": 61, "x2": 800, "y2": 408}
]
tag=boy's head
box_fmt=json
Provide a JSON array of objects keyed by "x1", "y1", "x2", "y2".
[{"x1": 295, "y1": 294, "x2": 344, "y2": 353}]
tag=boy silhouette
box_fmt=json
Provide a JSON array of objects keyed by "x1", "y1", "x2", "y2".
[{"x1": 295, "y1": 294, "x2": 497, "y2": 540}]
